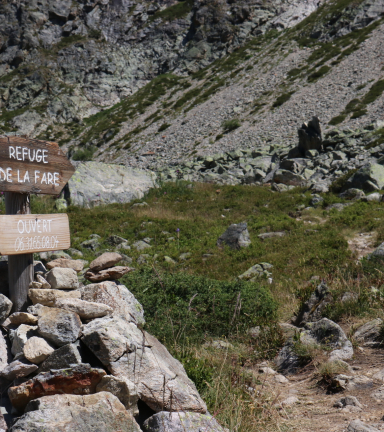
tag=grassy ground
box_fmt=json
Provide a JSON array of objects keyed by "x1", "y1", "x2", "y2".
[{"x1": 5, "y1": 182, "x2": 384, "y2": 431}]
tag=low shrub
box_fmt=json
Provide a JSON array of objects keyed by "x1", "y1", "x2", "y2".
[
  {"x1": 328, "y1": 114, "x2": 346, "y2": 126},
  {"x1": 272, "y1": 91, "x2": 294, "y2": 108},
  {"x1": 158, "y1": 123, "x2": 171, "y2": 132},
  {"x1": 72, "y1": 146, "x2": 96, "y2": 161},
  {"x1": 123, "y1": 267, "x2": 278, "y2": 344},
  {"x1": 222, "y1": 118, "x2": 241, "y2": 132},
  {"x1": 328, "y1": 168, "x2": 358, "y2": 193}
]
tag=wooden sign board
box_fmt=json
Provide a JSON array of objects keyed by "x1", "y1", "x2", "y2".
[
  {"x1": 0, "y1": 136, "x2": 75, "y2": 195},
  {"x1": 0, "y1": 214, "x2": 70, "y2": 255}
]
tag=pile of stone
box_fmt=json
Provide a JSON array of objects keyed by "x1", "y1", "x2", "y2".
[
  {"x1": 84, "y1": 252, "x2": 133, "y2": 282},
  {"x1": 0, "y1": 255, "x2": 225, "y2": 431},
  {"x1": 155, "y1": 120, "x2": 384, "y2": 194}
]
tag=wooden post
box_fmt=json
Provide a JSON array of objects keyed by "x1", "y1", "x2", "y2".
[{"x1": 5, "y1": 192, "x2": 33, "y2": 312}]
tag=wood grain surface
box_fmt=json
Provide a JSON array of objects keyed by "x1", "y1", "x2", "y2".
[
  {"x1": 0, "y1": 136, "x2": 75, "y2": 195},
  {"x1": 0, "y1": 213, "x2": 71, "y2": 255}
]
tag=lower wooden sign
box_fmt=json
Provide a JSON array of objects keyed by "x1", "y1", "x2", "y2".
[{"x1": 0, "y1": 214, "x2": 70, "y2": 255}]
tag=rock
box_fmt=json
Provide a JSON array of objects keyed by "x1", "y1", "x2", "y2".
[
  {"x1": 334, "y1": 395, "x2": 363, "y2": 411},
  {"x1": 34, "y1": 261, "x2": 47, "y2": 275},
  {"x1": 363, "y1": 192, "x2": 382, "y2": 202},
  {"x1": 217, "y1": 222, "x2": 251, "y2": 250},
  {"x1": 35, "y1": 274, "x2": 51, "y2": 288},
  {"x1": 84, "y1": 266, "x2": 134, "y2": 282},
  {"x1": 11, "y1": 325, "x2": 37, "y2": 356},
  {"x1": 29, "y1": 289, "x2": 81, "y2": 306},
  {"x1": 54, "y1": 298, "x2": 113, "y2": 319},
  {"x1": 343, "y1": 163, "x2": 384, "y2": 192},
  {"x1": 238, "y1": 262, "x2": 273, "y2": 281},
  {"x1": 164, "y1": 256, "x2": 176, "y2": 264},
  {"x1": 79, "y1": 281, "x2": 145, "y2": 325},
  {"x1": 279, "y1": 323, "x2": 299, "y2": 339},
  {"x1": 332, "y1": 374, "x2": 374, "y2": 392},
  {"x1": 203, "y1": 340, "x2": 233, "y2": 350},
  {"x1": 106, "y1": 235, "x2": 128, "y2": 246},
  {"x1": 347, "y1": 420, "x2": 379, "y2": 432},
  {"x1": 23, "y1": 336, "x2": 54, "y2": 364},
  {"x1": 66, "y1": 162, "x2": 156, "y2": 208},
  {"x1": 275, "y1": 318, "x2": 353, "y2": 374},
  {"x1": 339, "y1": 188, "x2": 365, "y2": 200},
  {"x1": 258, "y1": 232, "x2": 285, "y2": 240},
  {"x1": 89, "y1": 252, "x2": 122, "y2": 272},
  {"x1": 259, "y1": 366, "x2": 276, "y2": 375},
  {"x1": 37, "y1": 307, "x2": 82, "y2": 347},
  {"x1": 371, "y1": 385, "x2": 384, "y2": 399},
  {"x1": 67, "y1": 248, "x2": 83, "y2": 258},
  {"x1": 96, "y1": 375, "x2": 138, "y2": 412},
  {"x1": 11, "y1": 392, "x2": 141, "y2": 432},
  {"x1": 0, "y1": 358, "x2": 38, "y2": 380},
  {"x1": 80, "y1": 238, "x2": 100, "y2": 251},
  {"x1": 280, "y1": 396, "x2": 299, "y2": 406},
  {"x1": 8, "y1": 364, "x2": 106, "y2": 411},
  {"x1": 179, "y1": 252, "x2": 191, "y2": 260},
  {"x1": 353, "y1": 318, "x2": 383, "y2": 347},
  {"x1": 274, "y1": 374, "x2": 289, "y2": 384},
  {"x1": 39, "y1": 343, "x2": 82, "y2": 373},
  {"x1": 9, "y1": 312, "x2": 38, "y2": 326},
  {"x1": 46, "y1": 258, "x2": 84, "y2": 273},
  {"x1": 0, "y1": 330, "x2": 11, "y2": 373},
  {"x1": 45, "y1": 268, "x2": 79, "y2": 290},
  {"x1": 0, "y1": 294, "x2": 12, "y2": 324},
  {"x1": 295, "y1": 282, "x2": 332, "y2": 326},
  {"x1": 298, "y1": 116, "x2": 322, "y2": 154},
  {"x1": 82, "y1": 316, "x2": 206, "y2": 413},
  {"x1": 273, "y1": 170, "x2": 306, "y2": 186},
  {"x1": 143, "y1": 412, "x2": 226, "y2": 432},
  {"x1": 55, "y1": 198, "x2": 67, "y2": 211},
  {"x1": 132, "y1": 240, "x2": 152, "y2": 251},
  {"x1": 371, "y1": 242, "x2": 384, "y2": 258}
]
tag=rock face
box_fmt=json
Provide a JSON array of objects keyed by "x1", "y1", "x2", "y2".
[
  {"x1": 79, "y1": 281, "x2": 145, "y2": 326},
  {"x1": 10, "y1": 392, "x2": 141, "y2": 432},
  {"x1": 143, "y1": 411, "x2": 227, "y2": 432},
  {"x1": 37, "y1": 307, "x2": 82, "y2": 347},
  {"x1": 217, "y1": 222, "x2": 251, "y2": 250},
  {"x1": 8, "y1": 364, "x2": 106, "y2": 411},
  {"x1": 298, "y1": 117, "x2": 322, "y2": 154},
  {"x1": 65, "y1": 162, "x2": 156, "y2": 208}
]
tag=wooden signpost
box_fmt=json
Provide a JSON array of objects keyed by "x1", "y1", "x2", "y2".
[{"x1": 0, "y1": 136, "x2": 75, "y2": 312}]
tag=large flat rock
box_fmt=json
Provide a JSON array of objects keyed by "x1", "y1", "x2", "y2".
[{"x1": 65, "y1": 162, "x2": 156, "y2": 208}]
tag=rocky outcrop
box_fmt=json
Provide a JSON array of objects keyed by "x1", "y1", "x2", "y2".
[
  {"x1": 298, "y1": 117, "x2": 322, "y2": 155},
  {"x1": 294, "y1": 282, "x2": 333, "y2": 326},
  {"x1": 217, "y1": 222, "x2": 251, "y2": 250}
]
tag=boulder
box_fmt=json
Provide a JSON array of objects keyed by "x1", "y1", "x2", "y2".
[
  {"x1": 46, "y1": 258, "x2": 84, "y2": 273},
  {"x1": 106, "y1": 236, "x2": 128, "y2": 247},
  {"x1": 298, "y1": 116, "x2": 322, "y2": 154},
  {"x1": 37, "y1": 307, "x2": 82, "y2": 347},
  {"x1": 0, "y1": 358, "x2": 38, "y2": 380},
  {"x1": 54, "y1": 298, "x2": 113, "y2": 319},
  {"x1": 238, "y1": 263, "x2": 273, "y2": 281},
  {"x1": 339, "y1": 188, "x2": 365, "y2": 200},
  {"x1": 23, "y1": 336, "x2": 54, "y2": 364},
  {"x1": 29, "y1": 289, "x2": 81, "y2": 306},
  {"x1": 65, "y1": 162, "x2": 156, "y2": 208},
  {"x1": 347, "y1": 420, "x2": 379, "y2": 432},
  {"x1": 81, "y1": 316, "x2": 207, "y2": 413},
  {"x1": 35, "y1": 274, "x2": 51, "y2": 288},
  {"x1": 143, "y1": 411, "x2": 226, "y2": 432},
  {"x1": 9, "y1": 312, "x2": 38, "y2": 325},
  {"x1": 79, "y1": 281, "x2": 145, "y2": 326},
  {"x1": 258, "y1": 232, "x2": 285, "y2": 240},
  {"x1": 0, "y1": 293, "x2": 12, "y2": 324},
  {"x1": 343, "y1": 163, "x2": 384, "y2": 192},
  {"x1": 294, "y1": 282, "x2": 332, "y2": 326},
  {"x1": 96, "y1": 375, "x2": 138, "y2": 412},
  {"x1": 273, "y1": 170, "x2": 306, "y2": 186},
  {"x1": 89, "y1": 252, "x2": 122, "y2": 272},
  {"x1": 84, "y1": 266, "x2": 133, "y2": 282},
  {"x1": 332, "y1": 374, "x2": 374, "y2": 392},
  {"x1": 10, "y1": 392, "x2": 141, "y2": 432},
  {"x1": 132, "y1": 240, "x2": 152, "y2": 251},
  {"x1": 370, "y1": 242, "x2": 384, "y2": 258},
  {"x1": 11, "y1": 324, "x2": 37, "y2": 356},
  {"x1": 45, "y1": 268, "x2": 79, "y2": 290},
  {"x1": 8, "y1": 364, "x2": 106, "y2": 411},
  {"x1": 353, "y1": 318, "x2": 383, "y2": 347},
  {"x1": 334, "y1": 395, "x2": 363, "y2": 411},
  {"x1": 39, "y1": 343, "x2": 82, "y2": 373},
  {"x1": 275, "y1": 318, "x2": 353, "y2": 374},
  {"x1": 217, "y1": 222, "x2": 251, "y2": 250}
]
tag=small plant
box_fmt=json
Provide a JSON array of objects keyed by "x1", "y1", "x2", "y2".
[
  {"x1": 215, "y1": 134, "x2": 224, "y2": 141},
  {"x1": 158, "y1": 123, "x2": 171, "y2": 132},
  {"x1": 72, "y1": 146, "x2": 96, "y2": 161},
  {"x1": 272, "y1": 91, "x2": 294, "y2": 108},
  {"x1": 307, "y1": 65, "x2": 331, "y2": 83},
  {"x1": 328, "y1": 114, "x2": 346, "y2": 126},
  {"x1": 222, "y1": 118, "x2": 241, "y2": 133}
]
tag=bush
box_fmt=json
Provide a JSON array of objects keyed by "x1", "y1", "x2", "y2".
[
  {"x1": 158, "y1": 123, "x2": 171, "y2": 132},
  {"x1": 72, "y1": 146, "x2": 96, "y2": 161},
  {"x1": 307, "y1": 65, "x2": 331, "y2": 83},
  {"x1": 123, "y1": 267, "x2": 278, "y2": 344},
  {"x1": 272, "y1": 91, "x2": 294, "y2": 108},
  {"x1": 328, "y1": 168, "x2": 358, "y2": 193},
  {"x1": 222, "y1": 118, "x2": 241, "y2": 132},
  {"x1": 328, "y1": 114, "x2": 346, "y2": 126}
]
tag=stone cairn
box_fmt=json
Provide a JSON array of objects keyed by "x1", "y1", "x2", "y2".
[{"x1": 0, "y1": 252, "x2": 225, "y2": 432}]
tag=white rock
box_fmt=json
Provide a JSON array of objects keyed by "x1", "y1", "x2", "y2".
[
  {"x1": 11, "y1": 324, "x2": 37, "y2": 356},
  {"x1": 23, "y1": 336, "x2": 54, "y2": 364},
  {"x1": 29, "y1": 289, "x2": 81, "y2": 306},
  {"x1": 45, "y1": 267, "x2": 79, "y2": 290},
  {"x1": 55, "y1": 298, "x2": 113, "y2": 319}
]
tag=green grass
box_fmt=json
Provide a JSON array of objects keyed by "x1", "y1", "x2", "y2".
[
  {"x1": 328, "y1": 114, "x2": 347, "y2": 126},
  {"x1": 307, "y1": 65, "x2": 331, "y2": 83},
  {"x1": 148, "y1": 0, "x2": 194, "y2": 22},
  {"x1": 222, "y1": 118, "x2": 241, "y2": 132},
  {"x1": 272, "y1": 91, "x2": 294, "y2": 108}
]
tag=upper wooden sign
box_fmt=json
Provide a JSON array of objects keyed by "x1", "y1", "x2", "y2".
[
  {"x1": 0, "y1": 136, "x2": 75, "y2": 195},
  {"x1": 0, "y1": 213, "x2": 70, "y2": 255}
]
